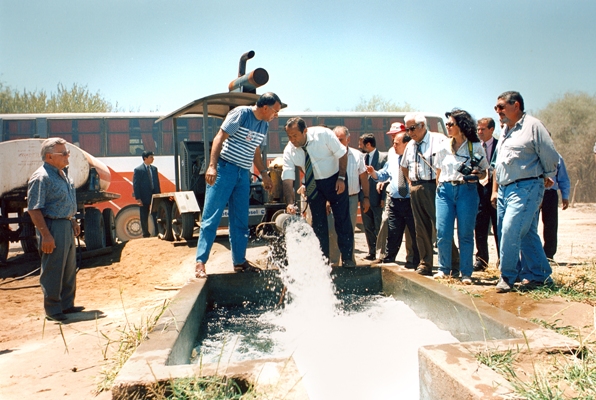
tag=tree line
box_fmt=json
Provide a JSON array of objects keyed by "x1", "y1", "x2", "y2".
[{"x1": 1, "y1": 83, "x2": 594, "y2": 202}]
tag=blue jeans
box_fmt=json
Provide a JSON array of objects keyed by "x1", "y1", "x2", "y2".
[
  {"x1": 497, "y1": 178, "x2": 551, "y2": 285},
  {"x1": 195, "y1": 159, "x2": 250, "y2": 265},
  {"x1": 435, "y1": 182, "x2": 479, "y2": 277}
]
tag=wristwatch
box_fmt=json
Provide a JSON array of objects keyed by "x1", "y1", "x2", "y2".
[{"x1": 338, "y1": 175, "x2": 346, "y2": 181}]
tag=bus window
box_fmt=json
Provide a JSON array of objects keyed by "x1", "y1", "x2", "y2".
[
  {"x1": 4, "y1": 119, "x2": 36, "y2": 140},
  {"x1": 77, "y1": 119, "x2": 103, "y2": 156},
  {"x1": 48, "y1": 119, "x2": 74, "y2": 144},
  {"x1": 107, "y1": 119, "x2": 131, "y2": 156},
  {"x1": 187, "y1": 118, "x2": 203, "y2": 142},
  {"x1": 160, "y1": 119, "x2": 174, "y2": 155}
]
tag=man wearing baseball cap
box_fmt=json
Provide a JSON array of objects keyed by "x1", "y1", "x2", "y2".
[
  {"x1": 375, "y1": 123, "x2": 416, "y2": 266},
  {"x1": 366, "y1": 123, "x2": 420, "y2": 265}
]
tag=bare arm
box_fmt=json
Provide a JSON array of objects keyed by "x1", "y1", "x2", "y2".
[
  {"x1": 359, "y1": 171, "x2": 370, "y2": 213},
  {"x1": 491, "y1": 169, "x2": 498, "y2": 209},
  {"x1": 253, "y1": 146, "x2": 273, "y2": 192},
  {"x1": 205, "y1": 129, "x2": 229, "y2": 186},
  {"x1": 283, "y1": 179, "x2": 298, "y2": 214},
  {"x1": 401, "y1": 167, "x2": 411, "y2": 184},
  {"x1": 335, "y1": 150, "x2": 348, "y2": 194},
  {"x1": 28, "y1": 209, "x2": 55, "y2": 254}
]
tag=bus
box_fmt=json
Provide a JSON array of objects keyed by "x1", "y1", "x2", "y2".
[{"x1": 0, "y1": 111, "x2": 446, "y2": 240}]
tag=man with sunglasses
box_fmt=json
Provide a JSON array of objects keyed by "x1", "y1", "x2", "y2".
[
  {"x1": 491, "y1": 91, "x2": 559, "y2": 293},
  {"x1": 28, "y1": 138, "x2": 82, "y2": 322},
  {"x1": 400, "y1": 113, "x2": 449, "y2": 276}
]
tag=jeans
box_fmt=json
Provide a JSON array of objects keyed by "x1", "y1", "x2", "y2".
[
  {"x1": 497, "y1": 178, "x2": 551, "y2": 285},
  {"x1": 195, "y1": 159, "x2": 250, "y2": 265},
  {"x1": 435, "y1": 182, "x2": 479, "y2": 277}
]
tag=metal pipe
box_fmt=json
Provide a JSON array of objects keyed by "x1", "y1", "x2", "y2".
[
  {"x1": 228, "y1": 68, "x2": 269, "y2": 93},
  {"x1": 238, "y1": 50, "x2": 255, "y2": 77}
]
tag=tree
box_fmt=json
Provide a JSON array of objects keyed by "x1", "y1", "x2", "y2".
[
  {"x1": 0, "y1": 82, "x2": 119, "y2": 113},
  {"x1": 536, "y1": 92, "x2": 596, "y2": 203},
  {"x1": 353, "y1": 95, "x2": 417, "y2": 112}
]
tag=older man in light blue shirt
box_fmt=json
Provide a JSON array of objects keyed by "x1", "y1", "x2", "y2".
[{"x1": 492, "y1": 91, "x2": 560, "y2": 293}]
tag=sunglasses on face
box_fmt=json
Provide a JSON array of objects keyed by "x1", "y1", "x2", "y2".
[
  {"x1": 51, "y1": 150, "x2": 70, "y2": 156},
  {"x1": 406, "y1": 123, "x2": 421, "y2": 132}
]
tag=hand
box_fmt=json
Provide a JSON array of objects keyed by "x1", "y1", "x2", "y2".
[
  {"x1": 261, "y1": 174, "x2": 273, "y2": 192},
  {"x1": 297, "y1": 185, "x2": 306, "y2": 195},
  {"x1": 361, "y1": 197, "x2": 370, "y2": 213},
  {"x1": 365, "y1": 165, "x2": 375, "y2": 175},
  {"x1": 562, "y1": 199, "x2": 569, "y2": 210},
  {"x1": 40, "y1": 234, "x2": 56, "y2": 254},
  {"x1": 376, "y1": 182, "x2": 384, "y2": 193},
  {"x1": 544, "y1": 177, "x2": 555, "y2": 189},
  {"x1": 72, "y1": 221, "x2": 81, "y2": 237},
  {"x1": 205, "y1": 165, "x2": 218, "y2": 186},
  {"x1": 136, "y1": 199, "x2": 143, "y2": 206},
  {"x1": 335, "y1": 179, "x2": 346, "y2": 194},
  {"x1": 286, "y1": 203, "x2": 298, "y2": 215},
  {"x1": 490, "y1": 191, "x2": 498, "y2": 209}
]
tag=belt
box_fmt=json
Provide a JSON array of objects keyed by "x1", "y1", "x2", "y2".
[
  {"x1": 349, "y1": 193, "x2": 359, "y2": 197},
  {"x1": 44, "y1": 216, "x2": 72, "y2": 220},
  {"x1": 390, "y1": 197, "x2": 410, "y2": 201},
  {"x1": 445, "y1": 180, "x2": 472, "y2": 186},
  {"x1": 502, "y1": 176, "x2": 540, "y2": 187},
  {"x1": 410, "y1": 179, "x2": 435, "y2": 186}
]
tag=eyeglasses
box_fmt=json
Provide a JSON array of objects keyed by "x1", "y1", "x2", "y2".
[
  {"x1": 406, "y1": 123, "x2": 421, "y2": 132},
  {"x1": 51, "y1": 150, "x2": 70, "y2": 156},
  {"x1": 269, "y1": 105, "x2": 281, "y2": 113},
  {"x1": 494, "y1": 103, "x2": 507, "y2": 111},
  {"x1": 445, "y1": 122, "x2": 456, "y2": 128}
]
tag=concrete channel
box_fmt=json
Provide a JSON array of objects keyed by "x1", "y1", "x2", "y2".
[{"x1": 112, "y1": 266, "x2": 578, "y2": 399}]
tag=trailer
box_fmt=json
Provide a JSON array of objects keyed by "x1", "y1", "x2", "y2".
[
  {"x1": 0, "y1": 139, "x2": 121, "y2": 263},
  {"x1": 149, "y1": 51, "x2": 287, "y2": 242}
]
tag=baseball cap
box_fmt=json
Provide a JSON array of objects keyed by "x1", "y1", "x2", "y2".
[{"x1": 387, "y1": 122, "x2": 406, "y2": 135}]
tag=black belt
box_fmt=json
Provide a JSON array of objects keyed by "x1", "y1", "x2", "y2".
[
  {"x1": 502, "y1": 176, "x2": 540, "y2": 187},
  {"x1": 390, "y1": 197, "x2": 410, "y2": 201},
  {"x1": 410, "y1": 179, "x2": 435, "y2": 186}
]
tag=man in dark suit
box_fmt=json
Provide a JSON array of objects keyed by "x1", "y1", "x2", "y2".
[
  {"x1": 359, "y1": 133, "x2": 388, "y2": 260},
  {"x1": 474, "y1": 117, "x2": 499, "y2": 271},
  {"x1": 133, "y1": 150, "x2": 161, "y2": 238}
]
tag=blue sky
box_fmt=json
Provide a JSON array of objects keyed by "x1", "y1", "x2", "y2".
[{"x1": 1, "y1": 0, "x2": 595, "y2": 121}]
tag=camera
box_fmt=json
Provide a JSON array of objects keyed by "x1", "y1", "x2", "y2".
[{"x1": 457, "y1": 153, "x2": 484, "y2": 181}]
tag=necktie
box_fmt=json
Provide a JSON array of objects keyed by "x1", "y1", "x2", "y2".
[
  {"x1": 303, "y1": 145, "x2": 318, "y2": 200},
  {"x1": 147, "y1": 165, "x2": 154, "y2": 190},
  {"x1": 483, "y1": 142, "x2": 488, "y2": 160},
  {"x1": 414, "y1": 143, "x2": 421, "y2": 181},
  {"x1": 365, "y1": 153, "x2": 370, "y2": 166},
  {"x1": 397, "y1": 156, "x2": 408, "y2": 197}
]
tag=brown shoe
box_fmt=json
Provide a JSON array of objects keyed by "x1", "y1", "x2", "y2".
[
  {"x1": 195, "y1": 262, "x2": 207, "y2": 279},
  {"x1": 234, "y1": 261, "x2": 261, "y2": 273},
  {"x1": 416, "y1": 266, "x2": 432, "y2": 276}
]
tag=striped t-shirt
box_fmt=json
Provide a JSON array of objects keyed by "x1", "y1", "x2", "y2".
[{"x1": 219, "y1": 106, "x2": 269, "y2": 170}]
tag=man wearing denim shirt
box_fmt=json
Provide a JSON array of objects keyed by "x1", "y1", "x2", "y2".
[{"x1": 491, "y1": 91, "x2": 560, "y2": 293}]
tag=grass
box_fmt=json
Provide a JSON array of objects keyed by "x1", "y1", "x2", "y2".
[{"x1": 96, "y1": 291, "x2": 170, "y2": 393}]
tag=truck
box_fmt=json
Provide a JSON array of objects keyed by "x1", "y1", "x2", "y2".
[{"x1": 0, "y1": 138, "x2": 121, "y2": 263}]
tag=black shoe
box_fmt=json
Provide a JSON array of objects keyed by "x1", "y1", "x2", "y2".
[
  {"x1": 364, "y1": 254, "x2": 376, "y2": 261},
  {"x1": 473, "y1": 260, "x2": 487, "y2": 272},
  {"x1": 381, "y1": 257, "x2": 396, "y2": 263},
  {"x1": 63, "y1": 306, "x2": 85, "y2": 314},
  {"x1": 234, "y1": 261, "x2": 261, "y2": 273},
  {"x1": 342, "y1": 260, "x2": 356, "y2": 268},
  {"x1": 416, "y1": 266, "x2": 432, "y2": 276},
  {"x1": 46, "y1": 313, "x2": 67, "y2": 322}
]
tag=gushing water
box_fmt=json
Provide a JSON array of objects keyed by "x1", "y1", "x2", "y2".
[{"x1": 196, "y1": 219, "x2": 458, "y2": 399}]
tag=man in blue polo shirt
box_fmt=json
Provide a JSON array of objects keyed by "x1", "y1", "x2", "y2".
[{"x1": 194, "y1": 92, "x2": 282, "y2": 278}]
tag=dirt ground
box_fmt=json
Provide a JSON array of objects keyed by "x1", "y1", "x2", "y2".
[{"x1": 0, "y1": 204, "x2": 595, "y2": 400}]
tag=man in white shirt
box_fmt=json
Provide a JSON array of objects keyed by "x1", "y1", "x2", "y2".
[
  {"x1": 328, "y1": 126, "x2": 370, "y2": 266},
  {"x1": 282, "y1": 117, "x2": 355, "y2": 266}
]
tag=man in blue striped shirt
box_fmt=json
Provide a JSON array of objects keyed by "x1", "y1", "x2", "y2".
[{"x1": 194, "y1": 92, "x2": 282, "y2": 278}]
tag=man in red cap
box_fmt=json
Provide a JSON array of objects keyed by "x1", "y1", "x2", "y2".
[
  {"x1": 375, "y1": 122, "x2": 417, "y2": 267},
  {"x1": 366, "y1": 123, "x2": 419, "y2": 265}
]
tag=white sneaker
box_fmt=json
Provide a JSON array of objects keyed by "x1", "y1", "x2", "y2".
[
  {"x1": 433, "y1": 271, "x2": 446, "y2": 279},
  {"x1": 461, "y1": 276, "x2": 472, "y2": 285}
]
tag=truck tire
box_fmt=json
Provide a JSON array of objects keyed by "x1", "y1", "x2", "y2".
[
  {"x1": 84, "y1": 207, "x2": 106, "y2": 250},
  {"x1": 171, "y1": 202, "x2": 195, "y2": 241},
  {"x1": 0, "y1": 239, "x2": 8, "y2": 264},
  {"x1": 156, "y1": 201, "x2": 174, "y2": 241},
  {"x1": 114, "y1": 205, "x2": 143, "y2": 242},
  {"x1": 102, "y1": 208, "x2": 117, "y2": 246},
  {"x1": 20, "y1": 213, "x2": 38, "y2": 254}
]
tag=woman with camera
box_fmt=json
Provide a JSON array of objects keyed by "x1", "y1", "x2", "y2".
[{"x1": 433, "y1": 109, "x2": 489, "y2": 284}]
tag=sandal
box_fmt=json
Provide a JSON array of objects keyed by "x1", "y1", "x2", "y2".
[{"x1": 195, "y1": 262, "x2": 207, "y2": 279}]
